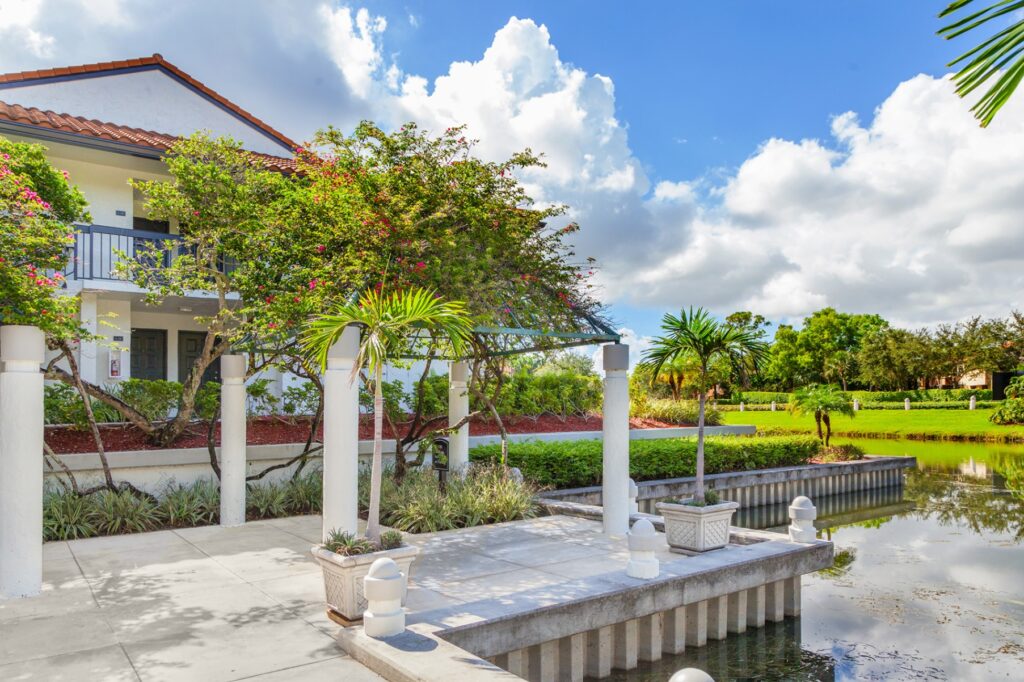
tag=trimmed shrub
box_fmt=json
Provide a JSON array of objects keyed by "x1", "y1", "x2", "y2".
[
  {"x1": 630, "y1": 396, "x2": 721, "y2": 425},
  {"x1": 729, "y1": 391, "x2": 792, "y2": 405},
  {"x1": 848, "y1": 389, "x2": 992, "y2": 403},
  {"x1": 471, "y1": 435, "x2": 820, "y2": 489}
]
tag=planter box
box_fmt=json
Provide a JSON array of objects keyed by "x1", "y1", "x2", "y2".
[
  {"x1": 311, "y1": 544, "x2": 420, "y2": 621},
  {"x1": 656, "y1": 500, "x2": 739, "y2": 552}
]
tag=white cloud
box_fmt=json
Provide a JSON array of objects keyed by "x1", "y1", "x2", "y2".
[
  {"x1": 0, "y1": 0, "x2": 52, "y2": 57},
  {"x1": 319, "y1": 5, "x2": 388, "y2": 98}
]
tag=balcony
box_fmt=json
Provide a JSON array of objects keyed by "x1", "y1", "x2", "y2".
[{"x1": 65, "y1": 225, "x2": 233, "y2": 283}]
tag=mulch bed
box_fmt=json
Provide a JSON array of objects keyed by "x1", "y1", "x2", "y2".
[{"x1": 45, "y1": 414, "x2": 686, "y2": 455}]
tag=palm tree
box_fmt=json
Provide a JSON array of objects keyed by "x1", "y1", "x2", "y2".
[
  {"x1": 303, "y1": 287, "x2": 473, "y2": 541},
  {"x1": 939, "y1": 0, "x2": 1024, "y2": 127},
  {"x1": 788, "y1": 384, "x2": 854, "y2": 447},
  {"x1": 641, "y1": 307, "x2": 768, "y2": 502}
]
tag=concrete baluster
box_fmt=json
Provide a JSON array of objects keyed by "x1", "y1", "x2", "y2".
[
  {"x1": 363, "y1": 558, "x2": 407, "y2": 638},
  {"x1": 219, "y1": 354, "x2": 247, "y2": 527},
  {"x1": 627, "y1": 519, "x2": 660, "y2": 579},
  {"x1": 0, "y1": 325, "x2": 44, "y2": 599},
  {"x1": 788, "y1": 496, "x2": 817, "y2": 542}
]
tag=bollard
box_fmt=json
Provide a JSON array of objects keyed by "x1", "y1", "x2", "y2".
[
  {"x1": 969, "y1": 395, "x2": 977, "y2": 410},
  {"x1": 669, "y1": 669, "x2": 715, "y2": 682},
  {"x1": 739, "y1": 402, "x2": 745, "y2": 412},
  {"x1": 362, "y1": 558, "x2": 407, "y2": 638},
  {"x1": 904, "y1": 398, "x2": 911, "y2": 411},
  {"x1": 628, "y1": 478, "x2": 639, "y2": 515},
  {"x1": 853, "y1": 399, "x2": 859, "y2": 412},
  {"x1": 626, "y1": 519, "x2": 660, "y2": 579},
  {"x1": 788, "y1": 496, "x2": 817, "y2": 543},
  {"x1": 770, "y1": 401, "x2": 777, "y2": 412}
]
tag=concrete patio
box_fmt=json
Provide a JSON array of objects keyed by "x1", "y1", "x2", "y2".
[{"x1": 0, "y1": 515, "x2": 383, "y2": 681}]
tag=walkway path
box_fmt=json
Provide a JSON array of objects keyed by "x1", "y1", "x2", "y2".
[{"x1": 0, "y1": 516, "x2": 382, "y2": 681}]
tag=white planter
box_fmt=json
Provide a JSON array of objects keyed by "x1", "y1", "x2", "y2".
[
  {"x1": 656, "y1": 500, "x2": 739, "y2": 552},
  {"x1": 311, "y1": 544, "x2": 419, "y2": 620}
]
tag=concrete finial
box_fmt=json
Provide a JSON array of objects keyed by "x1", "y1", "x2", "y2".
[
  {"x1": 739, "y1": 401, "x2": 745, "y2": 412},
  {"x1": 509, "y1": 467, "x2": 524, "y2": 483},
  {"x1": 628, "y1": 478, "x2": 639, "y2": 514},
  {"x1": 788, "y1": 496, "x2": 817, "y2": 543},
  {"x1": 669, "y1": 669, "x2": 715, "y2": 682},
  {"x1": 770, "y1": 400, "x2": 777, "y2": 412},
  {"x1": 626, "y1": 519, "x2": 660, "y2": 579},
  {"x1": 362, "y1": 558, "x2": 406, "y2": 638},
  {"x1": 853, "y1": 398, "x2": 860, "y2": 412},
  {"x1": 969, "y1": 395, "x2": 977, "y2": 410},
  {"x1": 904, "y1": 398, "x2": 911, "y2": 411}
]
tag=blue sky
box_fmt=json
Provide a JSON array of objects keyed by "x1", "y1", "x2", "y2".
[{"x1": 2, "y1": 1, "x2": 1022, "y2": 344}]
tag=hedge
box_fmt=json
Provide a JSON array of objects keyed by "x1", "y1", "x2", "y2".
[
  {"x1": 725, "y1": 388, "x2": 993, "y2": 406},
  {"x1": 719, "y1": 400, "x2": 1000, "y2": 412},
  {"x1": 470, "y1": 435, "x2": 820, "y2": 489}
]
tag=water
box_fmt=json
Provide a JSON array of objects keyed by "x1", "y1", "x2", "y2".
[{"x1": 612, "y1": 438, "x2": 1024, "y2": 681}]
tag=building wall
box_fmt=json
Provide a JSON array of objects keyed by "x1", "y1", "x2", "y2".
[{"x1": 2, "y1": 69, "x2": 289, "y2": 156}]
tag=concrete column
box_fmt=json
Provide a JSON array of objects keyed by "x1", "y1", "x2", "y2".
[
  {"x1": 707, "y1": 595, "x2": 729, "y2": 640},
  {"x1": 558, "y1": 633, "x2": 585, "y2": 682},
  {"x1": 506, "y1": 649, "x2": 527, "y2": 679},
  {"x1": 0, "y1": 325, "x2": 45, "y2": 598},
  {"x1": 746, "y1": 585, "x2": 766, "y2": 628},
  {"x1": 685, "y1": 601, "x2": 708, "y2": 647},
  {"x1": 765, "y1": 580, "x2": 785, "y2": 622},
  {"x1": 448, "y1": 360, "x2": 470, "y2": 473},
  {"x1": 219, "y1": 355, "x2": 247, "y2": 527},
  {"x1": 586, "y1": 626, "x2": 613, "y2": 678},
  {"x1": 612, "y1": 619, "x2": 638, "y2": 670},
  {"x1": 728, "y1": 589, "x2": 748, "y2": 633},
  {"x1": 663, "y1": 606, "x2": 686, "y2": 654},
  {"x1": 322, "y1": 326, "x2": 360, "y2": 541},
  {"x1": 78, "y1": 292, "x2": 99, "y2": 384},
  {"x1": 602, "y1": 343, "x2": 630, "y2": 537},
  {"x1": 527, "y1": 641, "x2": 558, "y2": 682},
  {"x1": 638, "y1": 613, "x2": 663, "y2": 662},
  {"x1": 784, "y1": 576, "x2": 802, "y2": 617}
]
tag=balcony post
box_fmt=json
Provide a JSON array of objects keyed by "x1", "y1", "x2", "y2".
[{"x1": 323, "y1": 326, "x2": 361, "y2": 540}]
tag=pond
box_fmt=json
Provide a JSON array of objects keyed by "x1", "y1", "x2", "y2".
[{"x1": 611, "y1": 438, "x2": 1024, "y2": 681}]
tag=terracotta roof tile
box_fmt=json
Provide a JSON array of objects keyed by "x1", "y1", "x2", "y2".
[
  {"x1": 0, "y1": 100, "x2": 296, "y2": 173},
  {"x1": 0, "y1": 54, "x2": 297, "y2": 151}
]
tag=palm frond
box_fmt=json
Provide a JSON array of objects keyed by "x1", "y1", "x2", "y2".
[{"x1": 939, "y1": 0, "x2": 1024, "y2": 127}]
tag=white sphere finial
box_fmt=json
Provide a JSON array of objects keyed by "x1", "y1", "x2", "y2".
[
  {"x1": 669, "y1": 668, "x2": 715, "y2": 682},
  {"x1": 626, "y1": 519, "x2": 661, "y2": 579},
  {"x1": 788, "y1": 496, "x2": 817, "y2": 543}
]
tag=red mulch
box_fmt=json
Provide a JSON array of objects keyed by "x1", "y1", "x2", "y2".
[{"x1": 45, "y1": 414, "x2": 685, "y2": 455}]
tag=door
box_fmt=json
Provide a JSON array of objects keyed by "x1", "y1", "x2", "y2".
[
  {"x1": 130, "y1": 329, "x2": 167, "y2": 380},
  {"x1": 178, "y1": 331, "x2": 221, "y2": 385}
]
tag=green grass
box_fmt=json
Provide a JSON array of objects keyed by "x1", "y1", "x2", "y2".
[{"x1": 721, "y1": 408, "x2": 1024, "y2": 442}]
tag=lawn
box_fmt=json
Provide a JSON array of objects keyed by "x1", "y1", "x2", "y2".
[{"x1": 721, "y1": 408, "x2": 1024, "y2": 442}]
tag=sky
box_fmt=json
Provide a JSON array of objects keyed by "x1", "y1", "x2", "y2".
[{"x1": 2, "y1": 0, "x2": 1023, "y2": 347}]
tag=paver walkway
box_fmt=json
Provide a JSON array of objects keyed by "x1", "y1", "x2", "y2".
[{"x1": 0, "y1": 515, "x2": 383, "y2": 681}]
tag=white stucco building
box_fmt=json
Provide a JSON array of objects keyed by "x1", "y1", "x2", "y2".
[{"x1": 0, "y1": 54, "x2": 298, "y2": 389}]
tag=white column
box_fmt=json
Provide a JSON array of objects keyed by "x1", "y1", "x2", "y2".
[
  {"x1": 448, "y1": 360, "x2": 470, "y2": 473},
  {"x1": 323, "y1": 326, "x2": 360, "y2": 541},
  {"x1": 78, "y1": 292, "x2": 98, "y2": 384},
  {"x1": 0, "y1": 325, "x2": 45, "y2": 598},
  {"x1": 602, "y1": 343, "x2": 630, "y2": 537},
  {"x1": 219, "y1": 354, "x2": 247, "y2": 527}
]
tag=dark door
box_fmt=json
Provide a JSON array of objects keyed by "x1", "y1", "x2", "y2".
[
  {"x1": 178, "y1": 331, "x2": 221, "y2": 385},
  {"x1": 130, "y1": 329, "x2": 167, "y2": 380}
]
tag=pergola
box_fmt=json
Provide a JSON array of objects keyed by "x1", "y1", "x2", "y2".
[{"x1": 315, "y1": 308, "x2": 635, "y2": 541}]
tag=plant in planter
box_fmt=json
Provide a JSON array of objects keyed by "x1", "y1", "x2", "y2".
[
  {"x1": 656, "y1": 488, "x2": 739, "y2": 552},
  {"x1": 642, "y1": 307, "x2": 766, "y2": 552},
  {"x1": 303, "y1": 286, "x2": 473, "y2": 619},
  {"x1": 311, "y1": 529, "x2": 420, "y2": 620}
]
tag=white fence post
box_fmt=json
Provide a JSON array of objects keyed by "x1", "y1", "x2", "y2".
[
  {"x1": 0, "y1": 325, "x2": 45, "y2": 598},
  {"x1": 323, "y1": 326, "x2": 361, "y2": 540},
  {"x1": 448, "y1": 361, "x2": 470, "y2": 473},
  {"x1": 904, "y1": 398, "x2": 911, "y2": 411},
  {"x1": 220, "y1": 354, "x2": 247, "y2": 526}
]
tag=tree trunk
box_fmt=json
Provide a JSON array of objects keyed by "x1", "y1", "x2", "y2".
[
  {"x1": 696, "y1": 390, "x2": 706, "y2": 502},
  {"x1": 823, "y1": 413, "x2": 832, "y2": 447},
  {"x1": 366, "y1": 364, "x2": 384, "y2": 542},
  {"x1": 61, "y1": 343, "x2": 116, "y2": 490},
  {"x1": 814, "y1": 410, "x2": 823, "y2": 443}
]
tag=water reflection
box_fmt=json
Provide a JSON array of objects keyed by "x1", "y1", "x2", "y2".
[{"x1": 610, "y1": 440, "x2": 1024, "y2": 681}]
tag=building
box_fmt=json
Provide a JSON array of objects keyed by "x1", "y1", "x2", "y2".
[{"x1": 0, "y1": 55, "x2": 297, "y2": 391}]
